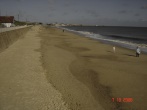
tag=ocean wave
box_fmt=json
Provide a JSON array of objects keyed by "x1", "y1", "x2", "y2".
[
  {"x1": 60, "y1": 27, "x2": 147, "y2": 53},
  {"x1": 90, "y1": 34, "x2": 147, "y2": 48}
]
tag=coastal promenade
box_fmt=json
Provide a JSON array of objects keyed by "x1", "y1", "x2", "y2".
[
  {"x1": 0, "y1": 26, "x2": 29, "y2": 33},
  {"x1": 0, "y1": 26, "x2": 69, "y2": 110}
]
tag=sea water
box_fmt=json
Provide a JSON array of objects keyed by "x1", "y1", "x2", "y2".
[{"x1": 61, "y1": 26, "x2": 147, "y2": 53}]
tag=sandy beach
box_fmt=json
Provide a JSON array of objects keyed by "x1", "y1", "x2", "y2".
[
  {"x1": 41, "y1": 26, "x2": 147, "y2": 110},
  {"x1": 0, "y1": 25, "x2": 147, "y2": 110}
]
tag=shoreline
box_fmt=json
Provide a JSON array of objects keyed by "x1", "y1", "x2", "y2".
[
  {"x1": 60, "y1": 26, "x2": 147, "y2": 54},
  {"x1": 41, "y1": 26, "x2": 147, "y2": 110}
]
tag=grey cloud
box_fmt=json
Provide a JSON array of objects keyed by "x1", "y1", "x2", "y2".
[
  {"x1": 134, "y1": 13, "x2": 140, "y2": 17},
  {"x1": 63, "y1": 12, "x2": 69, "y2": 16},
  {"x1": 141, "y1": 5, "x2": 147, "y2": 9},
  {"x1": 63, "y1": 1, "x2": 77, "y2": 9},
  {"x1": 48, "y1": 13, "x2": 55, "y2": 17},
  {"x1": 118, "y1": 10, "x2": 127, "y2": 14},
  {"x1": 122, "y1": 3, "x2": 129, "y2": 7},
  {"x1": 14, "y1": 0, "x2": 25, "y2": 2},
  {"x1": 64, "y1": 3, "x2": 71, "y2": 7},
  {"x1": 86, "y1": 10, "x2": 99, "y2": 17},
  {"x1": 46, "y1": 0, "x2": 57, "y2": 11},
  {"x1": 74, "y1": 10, "x2": 78, "y2": 13},
  {"x1": 47, "y1": 0, "x2": 56, "y2": 4},
  {"x1": 15, "y1": 0, "x2": 21, "y2": 2},
  {"x1": 138, "y1": 18, "x2": 147, "y2": 22}
]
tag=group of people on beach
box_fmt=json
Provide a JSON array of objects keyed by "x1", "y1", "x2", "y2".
[{"x1": 113, "y1": 46, "x2": 141, "y2": 57}]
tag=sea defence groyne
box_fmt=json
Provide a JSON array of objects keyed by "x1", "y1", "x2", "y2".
[{"x1": 0, "y1": 26, "x2": 31, "y2": 52}]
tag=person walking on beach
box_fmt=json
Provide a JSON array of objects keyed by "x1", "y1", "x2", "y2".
[
  {"x1": 113, "y1": 46, "x2": 116, "y2": 53},
  {"x1": 136, "y1": 46, "x2": 141, "y2": 57}
]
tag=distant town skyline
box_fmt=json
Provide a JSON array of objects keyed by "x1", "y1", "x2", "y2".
[{"x1": 0, "y1": 0, "x2": 147, "y2": 27}]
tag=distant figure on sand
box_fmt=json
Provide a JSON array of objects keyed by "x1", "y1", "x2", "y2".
[
  {"x1": 63, "y1": 29, "x2": 64, "y2": 32},
  {"x1": 113, "y1": 46, "x2": 116, "y2": 53},
  {"x1": 136, "y1": 46, "x2": 141, "y2": 57}
]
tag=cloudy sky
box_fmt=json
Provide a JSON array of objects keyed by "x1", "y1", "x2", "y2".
[{"x1": 0, "y1": 0, "x2": 147, "y2": 26}]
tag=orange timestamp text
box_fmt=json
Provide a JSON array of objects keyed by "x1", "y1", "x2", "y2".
[{"x1": 112, "y1": 98, "x2": 133, "y2": 103}]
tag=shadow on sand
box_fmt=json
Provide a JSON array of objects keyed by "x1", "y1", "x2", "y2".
[
  {"x1": 107, "y1": 51, "x2": 136, "y2": 57},
  {"x1": 107, "y1": 51, "x2": 113, "y2": 53},
  {"x1": 123, "y1": 54, "x2": 136, "y2": 57}
]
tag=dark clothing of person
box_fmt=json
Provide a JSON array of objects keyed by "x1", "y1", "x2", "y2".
[{"x1": 136, "y1": 52, "x2": 140, "y2": 57}]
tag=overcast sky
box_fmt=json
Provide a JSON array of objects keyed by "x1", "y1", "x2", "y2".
[{"x1": 0, "y1": 0, "x2": 147, "y2": 26}]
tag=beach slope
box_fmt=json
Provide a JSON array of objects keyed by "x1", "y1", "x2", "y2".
[
  {"x1": 41, "y1": 27, "x2": 147, "y2": 110},
  {"x1": 0, "y1": 26, "x2": 69, "y2": 110}
]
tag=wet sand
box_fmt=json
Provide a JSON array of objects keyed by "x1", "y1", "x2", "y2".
[{"x1": 41, "y1": 26, "x2": 147, "y2": 110}]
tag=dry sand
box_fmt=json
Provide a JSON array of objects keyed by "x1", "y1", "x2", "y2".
[
  {"x1": 0, "y1": 26, "x2": 69, "y2": 110},
  {"x1": 41, "y1": 26, "x2": 147, "y2": 110}
]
